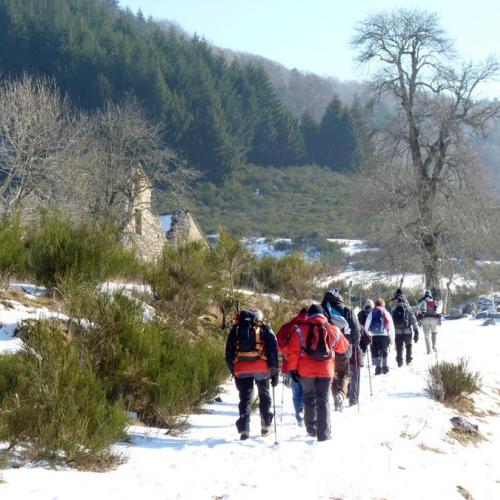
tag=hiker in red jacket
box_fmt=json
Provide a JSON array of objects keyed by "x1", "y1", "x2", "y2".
[
  {"x1": 286, "y1": 304, "x2": 350, "y2": 441},
  {"x1": 277, "y1": 307, "x2": 308, "y2": 426}
]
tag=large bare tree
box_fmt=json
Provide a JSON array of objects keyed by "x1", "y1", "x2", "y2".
[{"x1": 352, "y1": 8, "x2": 500, "y2": 289}]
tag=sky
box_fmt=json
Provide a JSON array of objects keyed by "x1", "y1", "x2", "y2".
[{"x1": 118, "y1": 0, "x2": 500, "y2": 97}]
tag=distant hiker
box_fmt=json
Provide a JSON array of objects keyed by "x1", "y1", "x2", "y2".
[
  {"x1": 357, "y1": 298, "x2": 374, "y2": 358},
  {"x1": 321, "y1": 288, "x2": 361, "y2": 410},
  {"x1": 286, "y1": 304, "x2": 349, "y2": 441},
  {"x1": 417, "y1": 289, "x2": 443, "y2": 354},
  {"x1": 364, "y1": 298, "x2": 395, "y2": 375},
  {"x1": 390, "y1": 289, "x2": 419, "y2": 367},
  {"x1": 277, "y1": 307, "x2": 308, "y2": 427},
  {"x1": 225, "y1": 309, "x2": 279, "y2": 440}
]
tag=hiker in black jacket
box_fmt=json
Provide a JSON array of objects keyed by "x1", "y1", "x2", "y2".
[
  {"x1": 390, "y1": 288, "x2": 419, "y2": 367},
  {"x1": 225, "y1": 309, "x2": 279, "y2": 440},
  {"x1": 321, "y1": 288, "x2": 361, "y2": 410}
]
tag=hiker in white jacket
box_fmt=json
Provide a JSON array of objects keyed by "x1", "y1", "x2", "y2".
[{"x1": 365, "y1": 298, "x2": 395, "y2": 375}]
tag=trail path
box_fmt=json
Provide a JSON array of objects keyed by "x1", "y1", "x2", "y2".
[{"x1": 1, "y1": 304, "x2": 499, "y2": 499}]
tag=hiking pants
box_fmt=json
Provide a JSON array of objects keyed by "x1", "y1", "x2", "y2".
[
  {"x1": 301, "y1": 377, "x2": 332, "y2": 441},
  {"x1": 235, "y1": 376, "x2": 273, "y2": 434},
  {"x1": 332, "y1": 355, "x2": 350, "y2": 400},
  {"x1": 291, "y1": 378, "x2": 304, "y2": 423},
  {"x1": 421, "y1": 317, "x2": 438, "y2": 353},
  {"x1": 348, "y1": 347, "x2": 362, "y2": 405},
  {"x1": 370, "y1": 336, "x2": 391, "y2": 368},
  {"x1": 395, "y1": 332, "x2": 412, "y2": 365}
]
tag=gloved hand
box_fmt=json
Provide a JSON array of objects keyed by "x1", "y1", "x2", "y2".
[
  {"x1": 271, "y1": 373, "x2": 279, "y2": 387},
  {"x1": 413, "y1": 330, "x2": 419, "y2": 343},
  {"x1": 290, "y1": 370, "x2": 300, "y2": 384}
]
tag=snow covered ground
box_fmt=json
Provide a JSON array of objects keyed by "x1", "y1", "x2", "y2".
[{"x1": 1, "y1": 301, "x2": 499, "y2": 499}]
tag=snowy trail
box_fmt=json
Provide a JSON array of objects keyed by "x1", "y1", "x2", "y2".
[{"x1": 1, "y1": 316, "x2": 500, "y2": 499}]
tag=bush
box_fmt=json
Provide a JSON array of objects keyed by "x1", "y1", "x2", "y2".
[
  {"x1": 0, "y1": 214, "x2": 28, "y2": 282},
  {"x1": 147, "y1": 241, "x2": 215, "y2": 318},
  {"x1": 0, "y1": 320, "x2": 127, "y2": 470},
  {"x1": 426, "y1": 358, "x2": 481, "y2": 404},
  {"x1": 65, "y1": 287, "x2": 227, "y2": 427},
  {"x1": 25, "y1": 212, "x2": 143, "y2": 288},
  {"x1": 252, "y1": 254, "x2": 322, "y2": 301}
]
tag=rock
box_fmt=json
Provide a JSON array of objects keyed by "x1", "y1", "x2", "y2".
[
  {"x1": 475, "y1": 311, "x2": 490, "y2": 319},
  {"x1": 214, "y1": 396, "x2": 223, "y2": 403},
  {"x1": 482, "y1": 318, "x2": 497, "y2": 326},
  {"x1": 448, "y1": 308, "x2": 465, "y2": 320},
  {"x1": 450, "y1": 416, "x2": 479, "y2": 437},
  {"x1": 462, "y1": 303, "x2": 476, "y2": 315}
]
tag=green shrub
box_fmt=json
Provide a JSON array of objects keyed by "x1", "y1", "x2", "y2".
[
  {"x1": 252, "y1": 254, "x2": 322, "y2": 301},
  {"x1": 147, "y1": 241, "x2": 215, "y2": 318},
  {"x1": 0, "y1": 320, "x2": 127, "y2": 470},
  {"x1": 0, "y1": 214, "x2": 28, "y2": 281},
  {"x1": 426, "y1": 358, "x2": 481, "y2": 404},
  {"x1": 65, "y1": 288, "x2": 227, "y2": 427},
  {"x1": 25, "y1": 212, "x2": 143, "y2": 288}
]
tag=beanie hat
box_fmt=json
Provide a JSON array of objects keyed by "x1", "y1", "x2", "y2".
[
  {"x1": 325, "y1": 288, "x2": 343, "y2": 305},
  {"x1": 307, "y1": 303, "x2": 324, "y2": 317},
  {"x1": 424, "y1": 289, "x2": 432, "y2": 298},
  {"x1": 364, "y1": 299, "x2": 374, "y2": 309}
]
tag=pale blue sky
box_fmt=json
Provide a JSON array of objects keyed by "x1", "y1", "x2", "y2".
[{"x1": 119, "y1": 0, "x2": 500, "y2": 96}]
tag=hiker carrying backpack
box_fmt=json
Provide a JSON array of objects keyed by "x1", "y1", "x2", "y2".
[
  {"x1": 225, "y1": 309, "x2": 279, "y2": 440},
  {"x1": 417, "y1": 289, "x2": 443, "y2": 354},
  {"x1": 390, "y1": 289, "x2": 419, "y2": 367},
  {"x1": 286, "y1": 303, "x2": 350, "y2": 441},
  {"x1": 364, "y1": 298, "x2": 395, "y2": 375}
]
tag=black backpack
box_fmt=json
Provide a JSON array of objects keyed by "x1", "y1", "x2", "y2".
[
  {"x1": 392, "y1": 304, "x2": 412, "y2": 329},
  {"x1": 235, "y1": 310, "x2": 266, "y2": 362},
  {"x1": 304, "y1": 322, "x2": 333, "y2": 360}
]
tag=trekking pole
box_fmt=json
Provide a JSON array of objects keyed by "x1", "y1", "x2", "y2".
[
  {"x1": 280, "y1": 374, "x2": 285, "y2": 423},
  {"x1": 355, "y1": 347, "x2": 360, "y2": 414},
  {"x1": 367, "y1": 348, "x2": 373, "y2": 397},
  {"x1": 272, "y1": 384, "x2": 278, "y2": 445}
]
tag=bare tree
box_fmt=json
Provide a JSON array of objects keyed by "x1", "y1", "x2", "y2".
[
  {"x1": 352, "y1": 8, "x2": 500, "y2": 289},
  {"x1": 69, "y1": 99, "x2": 196, "y2": 229},
  {"x1": 0, "y1": 75, "x2": 74, "y2": 215}
]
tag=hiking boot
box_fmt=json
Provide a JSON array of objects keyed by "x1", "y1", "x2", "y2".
[
  {"x1": 307, "y1": 430, "x2": 316, "y2": 438},
  {"x1": 334, "y1": 394, "x2": 344, "y2": 412},
  {"x1": 349, "y1": 399, "x2": 358, "y2": 407},
  {"x1": 261, "y1": 426, "x2": 271, "y2": 437},
  {"x1": 397, "y1": 359, "x2": 403, "y2": 368},
  {"x1": 374, "y1": 366, "x2": 382, "y2": 375},
  {"x1": 406, "y1": 359, "x2": 412, "y2": 366},
  {"x1": 382, "y1": 366, "x2": 389, "y2": 374},
  {"x1": 240, "y1": 431, "x2": 249, "y2": 441}
]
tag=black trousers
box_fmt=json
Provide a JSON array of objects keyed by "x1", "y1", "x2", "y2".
[
  {"x1": 395, "y1": 333, "x2": 412, "y2": 364},
  {"x1": 301, "y1": 377, "x2": 332, "y2": 441},
  {"x1": 370, "y1": 336, "x2": 390, "y2": 367},
  {"x1": 235, "y1": 377, "x2": 273, "y2": 433}
]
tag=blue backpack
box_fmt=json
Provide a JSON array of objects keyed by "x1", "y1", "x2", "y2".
[{"x1": 369, "y1": 308, "x2": 385, "y2": 334}]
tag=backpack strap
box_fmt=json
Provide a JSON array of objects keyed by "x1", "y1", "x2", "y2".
[{"x1": 293, "y1": 324, "x2": 306, "y2": 357}]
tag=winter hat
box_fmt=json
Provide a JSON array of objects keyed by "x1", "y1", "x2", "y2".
[
  {"x1": 308, "y1": 303, "x2": 325, "y2": 317},
  {"x1": 364, "y1": 299, "x2": 374, "y2": 309},
  {"x1": 325, "y1": 288, "x2": 343, "y2": 305},
  {"x1": 392, "y1": 288, "x2": 404, "y2": 301},
  {"x1": 424, "y1": 289, "x2": 432, "y2": 298}
]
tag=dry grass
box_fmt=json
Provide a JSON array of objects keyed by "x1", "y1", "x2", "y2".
[
  {"x1": 446, "y1": 428, "x2": 486, "y2": 446},
  {"x1": 418, "y1": 442, "x2": 446, "y2": 454},
  {"x1": 456, "y1": 485, "x2": 473, "y2": 499}
]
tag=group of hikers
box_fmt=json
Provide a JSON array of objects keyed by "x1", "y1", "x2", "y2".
[{"x1": 225, "y1": 287, "x2": 443, "y2": 441}]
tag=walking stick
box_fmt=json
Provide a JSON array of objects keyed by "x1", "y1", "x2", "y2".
[
  {"x1": 367, "y1": 347, "x2": 373, "y2": 397},
  {"x1": 355, "y1": 347, "x2": 360, "y2": 414},
  {"x1": 272, "y1": 384, "x2": 278, "y2": 445},
  {"x1": 280, "y1": 374, "x2": 285, "y2": 423}
]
